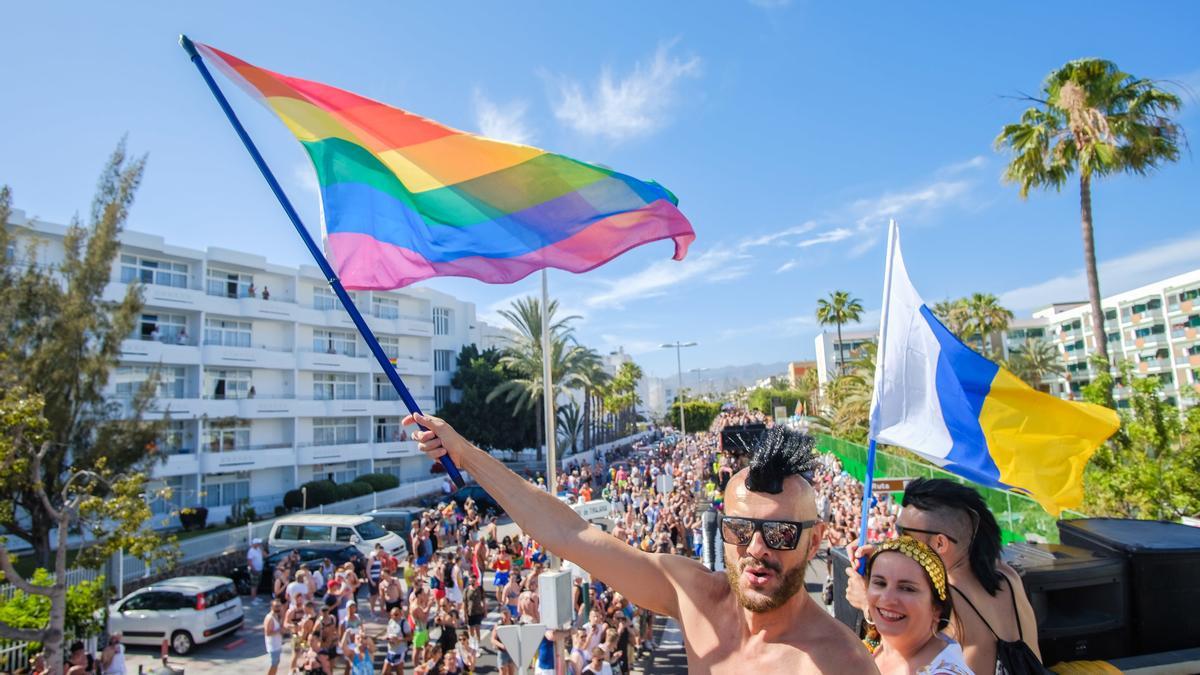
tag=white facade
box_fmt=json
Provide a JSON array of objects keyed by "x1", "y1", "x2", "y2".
[
  {"x1": 813, "y1": 269, "x2": 1200, "y2": 410},
  {"x1": 6, "y1": 210, "x2": 503, "y2": 524}
]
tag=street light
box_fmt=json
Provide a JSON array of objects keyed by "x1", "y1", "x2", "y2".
[{"x1": 660, "y1": 341, "x2": 698, "y2": 437}]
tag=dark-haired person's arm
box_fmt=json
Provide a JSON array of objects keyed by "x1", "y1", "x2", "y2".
[{"x1": 403, "y1": 413, "x2": 709, "y2": 620}]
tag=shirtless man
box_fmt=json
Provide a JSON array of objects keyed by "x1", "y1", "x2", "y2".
[
  {"x1": 380, "y1": 569, "x2": 405, "y2": 616},
  {"x1": 407, "y1": 414, "x2": 876, "y2": 674},
  {"x1": 846, "y1": 478, "x2": 1041, "y2": 674}
]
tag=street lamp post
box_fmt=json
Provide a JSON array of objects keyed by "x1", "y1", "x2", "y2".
[{"x1": 660, "y1": 341, "x2": 698, "y2": 437}]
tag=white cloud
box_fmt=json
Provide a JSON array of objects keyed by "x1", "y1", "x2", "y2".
[
  {"x1": 738, "y1": 221, "x2": 817, "y2": 250},
  {"x1": 1000, "y1": 233, "x2": 1200, "y2": 311},
  {"x1": 718, "y1": 314, "x2": 814, "y2": 341},
  {"x1": 585, "y1": 247, "x2": 748, "y2": 309},
  {"x1": 843, "y1": 179, "x2": 974, "y2": 257},
  {"x1": 775, "y1": 260, "x2": 799, "y2": 274},
  {"x1": 936, "y1": 155, "x2": 988, "y2": 176},
  {"x1": 294, "y1": 162, "x2": 319, "y2": 196},
  {"x1": 552, "y1": 42, "x2": 701, "y2": 141},
  {"x1": 473, "y1": 90, "x2": 535, "y2": 145},
  {"x1": 797, "y1": 228, "x2": 854, "y2": 248}
]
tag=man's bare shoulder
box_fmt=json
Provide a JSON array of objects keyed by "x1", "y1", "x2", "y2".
[{"x1": 801, "y1": 607, "x2": 878, "y2": 673}]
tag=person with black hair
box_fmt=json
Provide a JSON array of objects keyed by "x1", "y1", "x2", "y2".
[
  {"x1": 846, "y1": 478, "x2": 1043, "y2": 674},
  {"x1": 406, "y1": 413, "x2": 877, "y2": 674}
]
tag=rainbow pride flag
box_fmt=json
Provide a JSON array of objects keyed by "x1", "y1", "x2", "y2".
[{"x1": 195, "y1": 43, "x2": 696, "y2": 290}]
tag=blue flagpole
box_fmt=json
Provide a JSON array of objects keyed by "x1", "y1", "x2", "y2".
[
  {"x1": 856, "y1": 439, "x2": 878, "y2": 574},
  {"x1": 179, "y1": 34, "x2": 465, "y2": 487}
]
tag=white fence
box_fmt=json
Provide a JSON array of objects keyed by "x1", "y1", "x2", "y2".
[
  {"x1": 0, "y1": 566, "x2": 102, "y2": 603},
  {"x1": 118, "y1": 475, "x2": 455, "y2": 583}
]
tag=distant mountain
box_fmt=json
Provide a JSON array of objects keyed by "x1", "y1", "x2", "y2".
[{"x1": 645, "y1": 360, "x2": 791, "y2": 399}]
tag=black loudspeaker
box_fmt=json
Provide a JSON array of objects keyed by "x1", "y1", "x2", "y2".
[
  {"x1": 1058, "y1": 518, "x2": 1200, "y2": 656},
  {"x1": 720, "y1": 424, "x2": 767, "y2": 456},
  {"x1": 828, "y1": 546, "x2": 865, "y2": 633},
  {"x1": 1002, "y1": 542, "x2": 1130, "y2": 666}
]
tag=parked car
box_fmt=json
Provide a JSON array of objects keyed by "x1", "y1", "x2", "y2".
[
  {"x1": 268, "y1": 514, "x2": 408, "y2": 557},
  {"x1": 108, "y1": 576, "x2": 242, "y2": 655},
  {"x1": 364, "y1": 506, "x2": 426, "y2": 536},
  {"x1": 231, "y1": 542, "x2": 362, "y2": 595},
  {"x1": 450, "y1": 485, "x2": 504, "y2": 517}
]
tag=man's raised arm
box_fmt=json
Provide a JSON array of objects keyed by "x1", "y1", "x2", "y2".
[{"x1": 403, "y1": 413, "x2": 703, "y2": 619}]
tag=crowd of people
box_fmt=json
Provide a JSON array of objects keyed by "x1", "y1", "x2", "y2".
[{"x1": 239, "y1": 428, "x2": 734, "y2": 675}]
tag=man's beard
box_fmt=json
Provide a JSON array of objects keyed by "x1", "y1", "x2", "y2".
[{"x1": 725, "y1": 550, "x2": 809, "y2": 613}]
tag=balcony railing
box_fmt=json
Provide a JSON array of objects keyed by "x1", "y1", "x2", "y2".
[
  {"x1": 297, "y1": 437, "x2": 370, "y2": 448},
  {"x1": 202, "y1": 441, "x2": 294, "y2": 454},
  {"x1": 299, "y1": 347, "x2": 368, "y2": 359},
  {"x1": 203, "y1": 339, "x2": 294, "y2": 352},
  {"x1": 131, "y1": 334, "x2": 200, "y2": 346}
]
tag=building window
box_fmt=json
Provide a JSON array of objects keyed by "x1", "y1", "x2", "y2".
[
  {"x1": 433, "y1": 307, "x2": 451, "y2": 335},
  {"x1": 374, "y1": 376, "x2": 400, "y2": 401},
  {"x1": 1133, "y1": 324, "x2": 1165, "y2": 338},
  {"x1": 115, "y1": 366, "x2": 187, "y2": 399},
  {"x1": 150, "y1": 476, "x2": 187, "y2": 514},
  {"x1": 1179, "y1": 289, "x2": 1200, "y2": 302},
  {"x1": 1026, "y1": 327, "x2": 1045, "y2": 339},
  {"x1": 202, "y1": 472, "x2": 250, "y2": 507},
  {"x1": 1104, "y1": 309, "x2": 1117, "y2": 321},
  {"x1": 206, "y1": 268, "x2": 253, "y2": 299},
  {"x1": 375, "y1": 416, "x2": 404, "y2": 443},
  {"x1": 372, "y1": 296, "x2": 400, "y2": 319},
  {"x1": 313, "y1": 287, "x2": 357, "y2": 311},
  {"x1": 434, "y1": 349, "x2": 453, "y2": 372},
  {"x1": 159, "y1": 420, "x2": 192, "y2": 455},
  {"x1": 378, "y1": 335, "x2": 400, "y2": 359},
  {"x1": 313, "y1": 329, "x2": 357, "y2": 356},
  {"x1": 202, "y1": 422, "x2": 250, "y2": 453},
  {"x1": 313, "y1": 417, "x2": 358, "y2": 446},
  {"x1": 435, "y1": 385, "x2": 451, "y2": 411},
  {"x1": 316, "y1": 462, "x2": 362, "y2": 485},
  {"x1": 120, "y1": 254, "x2": 189, "y2": 288},
  {"x1": 373, "y1": 461, "x2": 403, "y2": 481},
  {"x1": 1064, "y1": 339, "x2": 1085, "y2": 352},
  {"x1": 204, "y1": 368, "x2": 252, "y2": 400},
  {"x1": 135, "y1": 313, "x2": 189, "y2": 344},
  {"x1": 204, "y1": 317, "x2": 252, "y2": 348},
  {"x1": 313, "y1": 372, "x2": 357, "y2": 400}
]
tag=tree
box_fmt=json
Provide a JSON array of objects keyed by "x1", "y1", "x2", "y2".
[
  {"x1": 487, "y1": 297, "x2": 597, "y2": 460},
  {"x1": 0, "y1": 385, "x2": 175, "y2": 675},
  {"x1": 747, "y1": 386, "x2": 805, "y2": 418},
  {"x1": 996, "y1": 59, "x2": 1183, "y2": 367},
  {"x1": 556, "y1": 398, "x2": 584, "y2": 455},
  {"x1": 438, "y1": 345, "x2": 537, "y2": 452},
  {"x1": 1081, "y1": 358, "x2": 1200, "y2": 520},
  {"x1": 0, "y1": 144, "x2": 166, "y2": 567},
  {"x1": 816, "y1": 291, "x2": 864, "y2": 377},
  {"x1": 965, "y1": 292, "x2": 1013, "y2": 358},
  {"x1": 932, "y1": 299, "x2": 971, "y2": 338},
  {"x1": 1005, "y1": 337, "x2": 1064, "y2": 390},
  {"x1": 668, "y1": 400, "x2": 722, "y2": 433},
  {"x1": 822, "y1": 342, "x2": 876, "y2": 444},
  {"x1": 604, "y1": 362, "x2": 644, "y2": 438}
]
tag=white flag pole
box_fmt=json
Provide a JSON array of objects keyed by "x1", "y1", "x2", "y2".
[
  {"x1": 857, "y1": 219, "x2": 899, "y2": 571},
  {"x1": 540, "y1": 270, "x2": 559, "y2": 526}
]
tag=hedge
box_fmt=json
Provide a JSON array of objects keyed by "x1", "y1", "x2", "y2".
[{"x1": 282, "y1": 473, "x2": 401, "y2": 510}]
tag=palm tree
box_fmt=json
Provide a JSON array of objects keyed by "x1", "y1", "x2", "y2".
[
  {"x1": 932, "y1": 299, "x2": 972, "y2": 341},
  {"x1": 996, "y1": 59, "x2": 1182, "y2": 367},
  {"x1": 965, "y1": 293, "x2": 1014, "y2": 358},
  {"x1": 816, "y1": 291, "x2": 865, "y2": 377},
  {"x1": 574, "y1": 352, "x2": 610, "y2": 452},
  {"x1": 487, "y1": 296, "x2": 593, "y2": 460},
  {"x1": 1006, "y1": 337, "x2": 1065, "y2": 391},
  {"x1": 557, "y1": 398, "x2": 584, "y2": 455}
]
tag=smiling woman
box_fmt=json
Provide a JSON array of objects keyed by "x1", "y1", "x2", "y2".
[{"x1": 865, "y1": 537, "x2": 972, "y2": 674}]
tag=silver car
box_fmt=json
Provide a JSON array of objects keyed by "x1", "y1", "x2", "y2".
[{"x1": 108, "y1": 576, "x2": 243, "y2": 654}]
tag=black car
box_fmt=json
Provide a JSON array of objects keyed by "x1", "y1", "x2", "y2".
[
  {"x1": 232, "y1": 542, "x2": 361, "y2": 595},
  {"x1": 450, "y1": 484, "x2": 504, "y2": 518}
]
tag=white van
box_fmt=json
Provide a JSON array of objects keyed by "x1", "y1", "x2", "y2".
[{"x1": 268, "y1": 514, "x2": 408, "y2": 557}]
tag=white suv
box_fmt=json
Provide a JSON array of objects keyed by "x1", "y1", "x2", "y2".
[{"x1": 108, "y1": 576, "x2": 243, "y2": 655}]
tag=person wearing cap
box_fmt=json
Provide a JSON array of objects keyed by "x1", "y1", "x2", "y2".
[{"x1": 247, "y1": 538, "x2": 265, "y2": 602}]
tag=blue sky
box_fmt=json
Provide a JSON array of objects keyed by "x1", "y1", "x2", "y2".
[{"x1": 3, "y1": 2, "x2": 1198, "y2": 377}]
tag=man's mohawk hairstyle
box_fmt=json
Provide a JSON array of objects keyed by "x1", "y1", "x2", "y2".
[{"x1": 744, "y1": 426, "x2": 817, "y2": 494}]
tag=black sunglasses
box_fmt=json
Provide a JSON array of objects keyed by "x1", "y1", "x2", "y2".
[
  {"x1": 719, "y1": 516, "x2": 817, "y2": 551},
  {"x1": 895, "y1": 524, "x2": 959, "y2": 544}
]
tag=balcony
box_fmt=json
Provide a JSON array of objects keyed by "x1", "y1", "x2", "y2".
[
  {"x1": 201, "y1": 341, "x2": 296, "y2": 370},
  {"x1": 390, "y1": 355, "x2": 435, "y2": 377},
  {"x1": 1137, "y1": 358, "x2": 1171, "y2": 373},
  {"x1": 200, "y1": 444, "x2": 295, "y2": 473},
  {"x1": 119, "y1": 338, "x2": 202, "y2": 366},
  {"x1": 150, "y1": 451, "x2": 200, "y2": 477},
  {"x1": 297, "y1": 349, "x2": 373, "y2": 373},
  {"x1": 1171, "y1": 326, "x2": 1199, "y2": 342},
  {"x1": 292, "y1": 395, "x2": 377, "y2": 417},
  {"x1": 373, "y1": 440, "x2": 421, "y2": 459},
  {"x1": 202, "y1": 291, "x2": 299, "y2": 321},
  {"x1": 297, "y1": 440, "x2": 372, "y2": 465},
  {"x1": 1167, "y1": 299, "x2": 1196, "y2": 316}
]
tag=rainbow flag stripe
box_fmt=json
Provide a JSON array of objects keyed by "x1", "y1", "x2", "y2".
[{"x1": 196, "y1": 43, "x2": 696, "y2": 290}]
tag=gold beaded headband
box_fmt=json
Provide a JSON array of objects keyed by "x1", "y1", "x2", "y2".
[{"x1": 869, "y1": 535, "x2": 948, "y2": 602}]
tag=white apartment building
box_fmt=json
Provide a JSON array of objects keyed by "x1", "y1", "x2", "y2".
[
  {"x1": 6, "y1": 209, "x2": 503, "y2": 524},
  {"x1": 814, "y1": 269, "x2": 1200, "y2": 410}
]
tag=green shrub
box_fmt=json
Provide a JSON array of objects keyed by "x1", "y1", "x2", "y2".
[{"x1": 356, "y1": 473, "x2": 400, "y2": 491}]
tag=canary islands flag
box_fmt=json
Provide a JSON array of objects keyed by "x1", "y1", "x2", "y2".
[
  {"x1": 869, "y1": 222, "x2": 1119, "y2": 515},
  {"x1": 194, "y1": 42, "x2": 695, "y2": 290}
]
